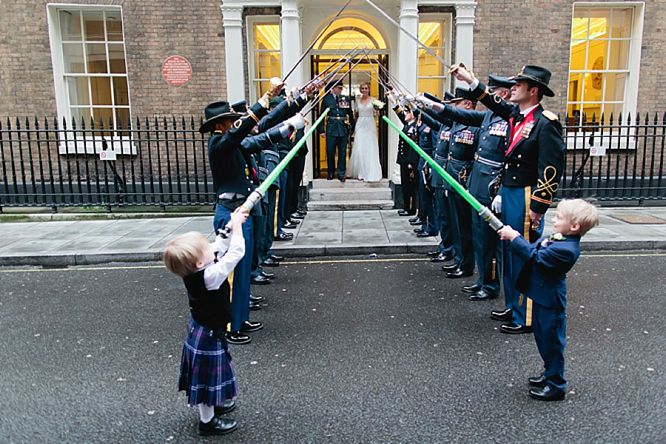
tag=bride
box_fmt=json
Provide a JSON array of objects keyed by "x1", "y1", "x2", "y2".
[{"x1": 347, "y1": 82, "x2": 383, "y2": 182}]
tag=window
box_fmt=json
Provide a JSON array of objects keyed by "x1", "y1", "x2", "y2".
[
  {"x1": 247, "y1": 17, "x2": 281, "y2": 103},
  {"x1": 50, "y1": 6, "x2": 130, "y2": 134},
  {"x1": 567, "y1": 4, "x2": 642, "y2": 125},
  {"x1": 417, "y1": 16, "x2": 451, "y2": 98}
]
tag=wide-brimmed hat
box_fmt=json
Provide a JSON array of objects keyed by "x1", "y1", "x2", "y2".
[
  {"x1": 488, "y1": 75, "x2": 516, "y2": 90},
  {"x1": 198, "y1": 101, "x2": 244, "y2": 133},
  {"x1": 448, "y1": 87, "x2": 477, "y2": 103},
  {"x1": 510, "y1": 65, "x2": 554, "y2": 97}
]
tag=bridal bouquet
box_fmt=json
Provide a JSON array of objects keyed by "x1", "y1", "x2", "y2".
[{"x1": 372, "y1": 99, "x2": 385, "y2": 110}]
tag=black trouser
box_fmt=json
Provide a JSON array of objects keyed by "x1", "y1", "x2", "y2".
[
  {"x1": 400, "y1": 164, "x2": 417, "y2": 213},
  {"x1": 285, "y1": 154, "x2": 306, "y2": 216}
]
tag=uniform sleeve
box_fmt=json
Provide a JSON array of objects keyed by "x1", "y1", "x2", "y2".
[
  {"x1": 204, "y1": 234, "x2": 245, "y2": 291},
  {"x1": 510, "y1": 236, "x2": 578, "y2": 274},
  {"x1": 435, "y1": 104, "x2": 486, "y2": 127},
  {"x1": 392, "y1": 105, "x2": 407, "y2": 124},
  {"x1": 257, "y1": 95, "x2": 306, "y2": 133},
  {"x1": 531, "y1": 119, "x2": 565, "y2": 214},
  {"x1": 216, "y1": 102, "x2": 269, "y2": 152},
  {"x1": 419, "y1": 110, "x2": 443, "y2": 132},
  {"x1": 318, "y1": 94, "x2": 332, "y2": 132},
  {"x1": 240, "y1": 123, "x2": 290, "y2": 153},
  {"x1": 470, "y1": 80, "x2": 514, "y2": 122}
]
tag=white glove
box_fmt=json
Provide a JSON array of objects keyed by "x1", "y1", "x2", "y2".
[
  {"x1": 491, "y1": 195, "x2": 502, "y2": 214},
  {"x1": 415, "y1": 94, "x2": 436, "y2": 110},
  {"x1": 285, "y1": 113, "x2": 306, "y2": 131},
  {"x1": 386, "y1": 91, "x2": 397, "y2": 104}
]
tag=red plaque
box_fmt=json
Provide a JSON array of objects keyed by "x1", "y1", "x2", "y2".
[{"x1": 162, "y1": 55, "x2": 192, "y2": 87}]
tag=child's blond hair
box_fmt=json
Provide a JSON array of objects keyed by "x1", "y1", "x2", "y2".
[
  {"x1": 163, "y1": 231, "x2": 208, "y2": 277},
  {"x1": 556, "y1": 199, "x2": 600, "y2": 236}
]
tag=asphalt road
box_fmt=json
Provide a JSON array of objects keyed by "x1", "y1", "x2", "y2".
[{"x1": 0, "y1": 253, "x2": 664, "y2": 443}]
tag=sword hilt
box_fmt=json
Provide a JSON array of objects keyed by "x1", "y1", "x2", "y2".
[
  {"x1": 478, "y1": 206, "x2": 504, "y2": 232},
  {"x1": 217, "y1": 190, "x2": 264, "y2": 238}
]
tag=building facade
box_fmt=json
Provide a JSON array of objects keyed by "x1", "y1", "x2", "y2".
[{"x1": 1, "y1": 0, "x2": 663, "y2": 185}]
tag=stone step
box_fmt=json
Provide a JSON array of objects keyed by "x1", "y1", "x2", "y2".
[
  {"x1": 312, "y1": 178, "x2": 390, "y2": 189},
  {"x1": 307, "y1": 200, "x2": 395, "y2": 211},
  {"x1": 309, "y1": 187, "x2": 393, "y2": 202}
]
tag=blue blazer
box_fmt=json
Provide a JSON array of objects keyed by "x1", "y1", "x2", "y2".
[{"x1": 510, "y1": 234, "x2": 581, "y2": 310}]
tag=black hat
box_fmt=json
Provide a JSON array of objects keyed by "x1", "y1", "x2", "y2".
[
  {"x1": 199, "y1": 101, "x2": 245, "y2": 133},
  {"x1": 488, "y1": 75, "x2": 515, "y2": 89},
  {"x1": 424, "y1": 92, "x2": 444, "y2": 104},
  {"x1": 327, "y1": 78, "x2": 344, "y2": 91},
  {"x1": 510, "y1": 65, "x2": 554, "y2": 97},
  {"x1": 444, "y1": 91, "x2": 455, "y2": 101},
  {"x1": 449, "y1": 87, "x2": 477, "y2": 103}
]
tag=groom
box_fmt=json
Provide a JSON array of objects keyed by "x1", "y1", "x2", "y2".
[{"x1": 319, "y1": 79, "x2": 354, "y2": 181}]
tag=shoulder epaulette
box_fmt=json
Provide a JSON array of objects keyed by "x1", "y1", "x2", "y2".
[{"x1": 542, "y1": 110, "x2": 558, "y2": 121}]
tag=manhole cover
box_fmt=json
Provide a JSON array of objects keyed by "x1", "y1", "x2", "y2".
[{"x1": 612, "y1": 214, "x2": 666, "y2": 224}]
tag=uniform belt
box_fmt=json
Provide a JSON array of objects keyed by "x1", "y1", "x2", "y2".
[
  {"x1": 264, "y1": 150, "x2": 279, "y2": 157},
  {"x1": 329, "y1": 116, "x2": 346, "y2": 120},
  {"x1": 474, "y1": 154, "x2": 504, "y2": 168},
  {"x1": 434, "y1": 153, "x2": 448, "y2": 162},
  {"x1": 218, "y1": 192, "x2": 245, "y2": 201}
]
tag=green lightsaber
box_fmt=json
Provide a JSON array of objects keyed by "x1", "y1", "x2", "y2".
[
  {"x1": 219, "y1": 109, "x2": 330, "y2": 237},
  {"x1": 383, "y1": 116, "x2": 504, "y2": 231}
]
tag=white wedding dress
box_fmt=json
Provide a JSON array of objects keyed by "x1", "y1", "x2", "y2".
[{"x1": 348, "y1": 98, "x2": 382, "y2": 182}]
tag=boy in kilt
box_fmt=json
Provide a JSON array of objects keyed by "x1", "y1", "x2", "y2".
[{"x1": 163, "y1": 208, "x2": 248, "y2": 436}]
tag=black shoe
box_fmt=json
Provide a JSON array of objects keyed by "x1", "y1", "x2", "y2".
[
  {"x1": 397, "y1": 209, "x2": 415, "y2": 216},
  {"x1": 269, "y1": 254, "x2": 284, "y2": 261},
  {"x1": 409, "y1": 218, "x2": 423, "y2": 226},
  {"x1": 240, "y1": 320, "x2": 264, "y2": 332},
  {"x1": 426, "y1": 250, "x2": 441, "y2": 258},
  {"x1": 431, "y1": 252, "x2": 454, "y2": 262},
  {"x1": 249, "y1": 301, "x2": 263, "y2": 311},
  {"x1": 528, "y1": 374, "x2": 547, "y2": 388},
  {"x1": 249, "y1": 294, "x2": 264, "y2": 303},
  {"x1": 327, "y1": 175, "x2": 333, "y2": 180},
  {"x1": 413, "y1": 228, "x2": 424, "y2": 234},
  {"x1": 251, "y1": 275, "x2": 271, "y2": 285},
  {"x1": 491, "y1": 308, "x2": 513, "y2": 321},
  {"x1": 500, "y1": 323, "x2": 533, "y2": 334},
  {"x1": 529, "y1": 385, "x2": 565, "y2": 401},
  {"x1": 469, "y1": 289, "x2": 498, "y2": 301},
  {"x1": 225, "y1": 331, "x2": 251, "y2": 345},
  {"x1": 417, "y1": 232, "x2": 436, "y2": 238},
  {"x1": 260, "y1": 270, "x2": 275, "y2": 280},
  {"x1": 446, "y1": 268, "x2": 474, "y2": 279},
  {"x1": 338, "y1": 176, "x2": 346, "y2": 182},
  {"x1": 273, "y1": 232, "x2": 293, "y2": 241},
  {"x1": 199, "y1": 416, "x2": 238, "y2": 436},
  {"x1": 290, "y1": 212, "x2": 305, "y2": 220},
  {"x1": 462, "y1": 284, "x2": 482, "y2": 293},
  {"x1": 214, "y1": 400, "x2": 236, "y2": 416},
  {"x1": 441, "y1": 263, "x2": 459, "y2": 272},
  {"x1": 296, "y1": 210, "x2": 307, "y2": 217},
  {"x1": 282, "y1": 221, "x2": 298, "y2": 229},
  {"x1": 262, "y1": 257, "x2": 280, "y2": 267}
]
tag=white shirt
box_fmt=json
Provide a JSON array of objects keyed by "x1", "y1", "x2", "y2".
[{"x1": 202, "y1": 233, "x2": 245, "y2": 291}]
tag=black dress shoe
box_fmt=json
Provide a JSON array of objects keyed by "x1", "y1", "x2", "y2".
[
  {"x1": 409, "y1": 216, "x2": 420, "y2": 224},
  {"x1": 327, "y1": 175, "x2": 333, "y2": 180},
  {"x1": 462, "y1": 284, "x2": 482, "y2": 293},
  {"x1": 397, "y1": 209, "x2": 415, "y2": 216},
  {"x1": 225, "y1": 331, "x2": 251, "y2": 345},
  {"x1": 441, "y1": 263, "x2": 459, "y2": 272},
  {"x1": 528, "y1": 374, "x2": 547, "y2": 388},
  {"x1": 338, "y1": 176, "x2": 346, "y2": 182},
  {"x1": 426, "y1": 250, "x2": 441, "y2": 258},
  {"x1": 274, "y1": 232, "x2": 293, "y2": 241},
  {"x1": 214, "y1": 400, "x2": 236, "y2": 416},
  {"x1": 431, "y1": 252, "x2": 454, "y2": 262},
  {"x1": 249, "y1": 301, "x2": 262, "y2": 311},
  {"x1": 469, "y1": 289, "x2": 498, "y2": 301},
  {"x1": 290, "y1": 212, "x2": 305, "y2": 220},
  {"x1": 269, "y1": 254, "x2": 284, "y2": 262},
  {"x1": 500, "y1": 323, "x2": 533, "y2": 334},
  {"x1": 262, "y1": 257, "x2": 280, "y2": 267},
  {"x1": 446, "y1": 268, "x2": 474, "y2": 279},
  {"x1": 249, "y1": 294, "x2": 264, "y2": 303},
  {"x1": 260, "y1": 270, "x2": 275, "y2": 279},
  {"x1": 409, "y1": 218, "x2": 423, "y2": 226},
  {"x1": 251, "y1": 275, "x2": 271, "y2": 285},
  {"x1": 282, "y1": 221, "x2": 298, "y2": 229},
  {"x1": 413, "y1": 228, "x2": 424, "y2": 234},
  {"x1": 199, "y1": 416, "x2": 238, "y2": 436},
  {"x1": 417, "y1": 232, "x2": 436, "y2": 238},
  {"x1": 529, "y1": 385, "x2": 565, "y2": 401},
  {"x1": 491, "y1": 307, "x2": 513, "y2": 321},
  {"x1": 296, "y1": 210, "x2": 307, "y2": 217},
  {"x1": 240, "y1": 320, "x2": 263, "y2": 332}
]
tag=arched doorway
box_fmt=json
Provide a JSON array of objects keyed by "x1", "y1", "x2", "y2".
[{"x1": 310, "y1": 17, "x2": 390, "y2": 179}]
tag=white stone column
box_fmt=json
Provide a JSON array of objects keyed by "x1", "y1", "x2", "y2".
[
  {"x1": 221, "y1": 3, "x2": 245, "y2": 102},
  {"x1": 281, "y1": 0, "x2": 303, "y2": 88},
  {"x1": 454, "y1": 1, "x2": 476, "y2": 88}
]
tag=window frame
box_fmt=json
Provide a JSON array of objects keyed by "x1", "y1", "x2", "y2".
[
  {"x1": 47, "y1": 3, "x2": 135, "y2": 155},
  {"x1": 246, "y1": 15, "x2": 281, "y2": 104},
  {"x1": 417, "y1": 13, "x2": 453, "y2": 98}
]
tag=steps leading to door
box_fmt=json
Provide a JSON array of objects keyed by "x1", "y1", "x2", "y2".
[{"x1": 307, "y1": 179, "x2": 394, "y2": 211}]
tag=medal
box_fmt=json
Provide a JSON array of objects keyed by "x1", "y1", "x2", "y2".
[{"x1": 522, "y1": 121, "x2": 535, "y2": 138}]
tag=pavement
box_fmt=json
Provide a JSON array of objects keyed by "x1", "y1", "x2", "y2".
[{"x1": 1, "y1": 206, "x2": 666, "y2": 266}]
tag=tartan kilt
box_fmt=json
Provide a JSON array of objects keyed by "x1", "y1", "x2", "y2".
[{"x1": 178, "y1": 318, "x2": 238, "y2": 407}]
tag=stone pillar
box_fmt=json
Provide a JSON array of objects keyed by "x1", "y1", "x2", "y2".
[
  {"x1": 221, "y1": 3, "x2": 245, "y2": 102},
  {"x1": 454, "y1": 1, "x2": 476, "y2": 88},
  {"x1": 281, "y1": 0, "x2": 303, "y2": 88}
]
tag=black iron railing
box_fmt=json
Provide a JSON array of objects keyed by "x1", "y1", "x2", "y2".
[{"x1": 0, "y1": 113, "x2": 665, "y2": 211}]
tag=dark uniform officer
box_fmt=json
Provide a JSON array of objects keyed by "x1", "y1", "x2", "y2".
[
  {"x1": 412, "y1": 110, "x2": 436, "y2": 236},
  {"x1": 430, "y1": 76, "x2": 516, "y2": 300},
  {"x1": 392, "y1": 103, "x2": 421, "y2": 215},
  {"x1": 319, "y1": 80, "x2": 355, "y2": 181},
  {"x1": 464, "y1": 65, "x2": 565, "y2": 334}
]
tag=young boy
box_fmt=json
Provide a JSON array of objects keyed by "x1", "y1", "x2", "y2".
[
  {"x1": 498, "y1": 199, "x2": 599, "y2": 401},
  {"x1": 164, "y1": 208, "x2": 248, "y2": 435}
]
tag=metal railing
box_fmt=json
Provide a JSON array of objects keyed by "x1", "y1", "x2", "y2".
[{"x1": 0, "y1": 113, "x2": 665, "y2": 211}]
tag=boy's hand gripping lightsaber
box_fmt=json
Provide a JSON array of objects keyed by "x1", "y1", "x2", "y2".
[
  {"x1": 218, "y1": 109, "x2": 330, "y2": 237},
  {"x1": 383, "y1": 116, "x2": 504, "y2": 231}
]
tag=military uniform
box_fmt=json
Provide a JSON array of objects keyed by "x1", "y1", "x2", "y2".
[
  {"x1": 319, "y1": 92, "x2": 354, "y2": 179},
  {"x1": 469, "y1": 65, "x2": 565, "y2": 330},
  {"x1": 392, "y1": 105, "x2": 421, "y2": 214}
]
